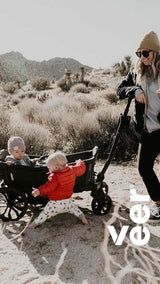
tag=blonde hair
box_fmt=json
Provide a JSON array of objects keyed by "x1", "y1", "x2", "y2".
[
  {"x1": 136, "y1": 52, "x2": 160, "y2": 81},
  {"x1": 46, "y1": 151, "x2": 67, "y2": 169}
]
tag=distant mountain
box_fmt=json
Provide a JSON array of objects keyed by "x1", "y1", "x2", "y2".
[{"x1": 0, "y1": 51, "x2": 93, "y2": 82}]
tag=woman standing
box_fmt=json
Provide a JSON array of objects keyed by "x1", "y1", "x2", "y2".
[{"x1": 117, "y1": 31, "x2": 160, "y2": 220}]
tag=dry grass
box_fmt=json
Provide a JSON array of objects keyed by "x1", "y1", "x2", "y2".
[
  {"x1": 70, "y1": 83, "x2": 89, "y2": 94},
  {"x1": 0, "y1": 107, "x2": 11, "y2": 149},
  {"x1": 0, "y1": 72, "x2": 138, "y2": 160}
]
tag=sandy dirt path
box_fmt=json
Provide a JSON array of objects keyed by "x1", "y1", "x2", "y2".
[{"x1": 0, "y1": 161, "x2": 160, "y2": 284}]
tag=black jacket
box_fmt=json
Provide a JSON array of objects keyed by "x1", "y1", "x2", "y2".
[{"x1": 117, "y1": 72, "x2": 145, "y2": 134}]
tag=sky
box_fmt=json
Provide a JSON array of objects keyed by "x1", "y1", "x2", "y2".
[{"x1": 0, "y1": 0, "x2": 160, "y2": 69}]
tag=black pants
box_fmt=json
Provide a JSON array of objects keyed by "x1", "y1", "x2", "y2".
[{"x1": 138, "y1": 130, "x2": 160, "y2": 201}]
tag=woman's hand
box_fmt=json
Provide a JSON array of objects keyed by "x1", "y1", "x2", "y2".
[
  {"x1": 156, "y1": 89, "x2": 160, "y2": 94},
  {"x1": 135, "y1": 92, "x2": 147, "y2": 104},
  {"x1": 32, "y1": 187, "x2": 40, "y2": 197}
]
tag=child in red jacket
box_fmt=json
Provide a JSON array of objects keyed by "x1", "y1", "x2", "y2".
[{"x1": 28, "y1": 151, "x2": 88, "y2": 228}]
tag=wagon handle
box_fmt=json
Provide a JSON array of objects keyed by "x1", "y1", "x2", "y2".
[
  {"x1": 96, "y1": 94, "x2": 134, "y2": 182},
  {"x1": 123, "y1": 93, "x2": 134, "y2": 117},
  {"x1": 92, "y1": 146, "x2": 99, "y2": 158}
]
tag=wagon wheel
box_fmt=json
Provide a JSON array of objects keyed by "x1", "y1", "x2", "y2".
[
  {"x1": 91, "y1": 195, "x2": 112, "y2": 215},
  {"x1": 101, "y1": 181, "x2": 108, "y2": 194},
  {"x1": 0, "y1": 187, "x2": 28, "y2": 222}
]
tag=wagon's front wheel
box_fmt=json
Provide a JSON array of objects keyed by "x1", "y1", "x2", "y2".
[
  {"x1": 91, "y1": 195, "x2": 112, "y2": 215},
  {"x1": 0, "y1": 187, "x2": 28, "y2": 222}
]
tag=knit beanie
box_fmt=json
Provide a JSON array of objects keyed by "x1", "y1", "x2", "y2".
[
  {"x1": 8, "y1": 136, "x2": 25, "y2": 153},
  {"x1": 137, "y1": 31, "x2": 160, "y2": 52}
]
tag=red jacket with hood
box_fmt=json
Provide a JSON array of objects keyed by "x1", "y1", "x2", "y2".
[{"x1": 38, "y1": 160, "x2": 86, "y2": 201}]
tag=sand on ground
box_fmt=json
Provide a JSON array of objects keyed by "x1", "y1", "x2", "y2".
[{"x1": 0, "y1": 160, "x2": 160, "y2": 284}]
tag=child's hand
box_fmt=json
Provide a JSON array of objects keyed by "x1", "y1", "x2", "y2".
[
  {"x1": 155, "y1": 155, "x2": 160, "y2": 164},
  {"x1": 32, "y1": 187, "x2": 40, "y2": 197},
  {"x1": 32, "y1": 158, "x2": 40, "y2": 164},
  {"x1": 6, "y1": 161, "x2": 14, "y2": 165},
  {"x1": 76, "y1": 159, "x2": 82, "y2": 166}
]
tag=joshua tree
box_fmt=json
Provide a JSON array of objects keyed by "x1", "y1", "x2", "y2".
[
  {"x1": 73, "y1": 73, "x2": 79, "y2": 84},
  {"x1": 64, "y1": 69, "x2": 72, "y2": 90},
  {"x1": 119, "y1": 61, "x2": 127, "y2": 76},
  {"x1": 112, "y1": 62, "x2": 121, "y2": 76},
  {"x1": 124, "y1": 55, "x2": 132, "y2": 73},
  {"x1": 112, "y1": 55, "x2": 133, "y2": 76},
  {"x1": 79, "y1": 67, "x2": 85, "y2": 83}
]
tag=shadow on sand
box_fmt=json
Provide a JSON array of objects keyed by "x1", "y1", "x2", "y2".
[{"x1": 1, "y1": 202, "x2": 160, "y2": 284}]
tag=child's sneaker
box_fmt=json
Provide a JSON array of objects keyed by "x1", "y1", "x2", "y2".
[{"x1": 150, "y1": 204, "x2": 160, "y2": 220}]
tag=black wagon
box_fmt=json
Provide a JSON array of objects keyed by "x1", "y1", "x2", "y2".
[
  {"x1": 0, "y1": 95, "x2": 133, "y2": 222},
  {"x1": 0, "y1": 147, "x2": 112, "y2": 222}
]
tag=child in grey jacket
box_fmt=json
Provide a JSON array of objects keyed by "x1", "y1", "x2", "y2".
[{"x1": 5, "y1": 136, "x2": 37, "y2": 166}]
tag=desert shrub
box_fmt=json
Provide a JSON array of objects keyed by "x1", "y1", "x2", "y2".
[
  {"x1": 15, "y1": 80, "x2": 22, "y2": 89},
  {"x1": 26, "y1": 92, "x2": 37, "y2": 99},
  {"x1": 11, "y1": 98, "x2": 21, "y2": 105},
  {"x1": 16, "y1": 93, "x2": 138, "y2": 161},
  {"x1": 56, "y1": 108, "x2": 138, "y2": 162},
  {"x1": 74, "y1": 94, "x2": 99, "y2": 110},
  {"x1": 8, "y1": 119, "x2": 54, "y2": 155},
  {"x1": 106, "y1": 93, "x2": 118, "y2": 104},
  {"x1": 70, "y1": 83, "x2": 89, "y2": 94},
  {"x1": 57, "y1": 78, "x2": 70, "y2": 92},
  {"x1": 39, "y1": 98, "x2": 84, "y2": 135},
  {"x1": 90, "y1": 105, "x2": 138, "y2": 161},
  {"x1": 102, "y1": 69, "x2": 111, "y2": 75},
  {"x1": 18, "y1": 99, "x2": 41, "y2": 122},
  {"x1": 17, "y1": 91, "x2": 37, "y2": 100},
  {"x1": 36, "y1": 92, "x2": 49, "y2": 103},
  {"x1": 32, "y1": 78, "x2": 50, "y2": 91},
  {"x1": 74, "y1": 113, "x2": 101, "y2": 148},
  {"x1": 88, "y1": 78, "x2": 104, "y2": 89},
  {"x1": 0, "y1": 108, "x2": 11, "y2": 149},
  {"x1": 18, "y1": 93, "x2": 26, "y2": 99},
  {"x1": 47, "y1": 111, "x2": 101, "y2": 154},
  {"x1": 18, "y1": 96, "x2": 84, "y2": 126},
  {"x1": 3, "y1": 82, "x2": 17, "y2": 94},
  {"x1": 40, "y1": 96, "x2": 83, "y2": 116}
]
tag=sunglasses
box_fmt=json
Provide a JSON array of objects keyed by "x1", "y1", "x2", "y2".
[{"x1": 136, "y1": 50, "x2": 152, "y2": 58}]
